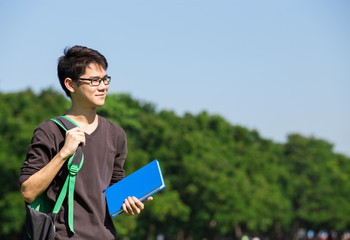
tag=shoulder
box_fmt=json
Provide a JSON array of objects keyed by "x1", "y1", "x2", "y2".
[
  {"x1": 98, "y1": 115, "x2": 126, "y2": 137},
  {"x1": 32, "y1": 118, "x2": 65, "y2": 141},
  {"x1": 37, "y1": 118, "x2": 59, "y2": 129},
  {"x1": 98, "y1": 116, "x2": 125, "y2": 133},
  {"x1": 36, "y1": 118, "x2": 64, "y2": 133}
]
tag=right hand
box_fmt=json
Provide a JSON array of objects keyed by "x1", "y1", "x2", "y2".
[{"x1": 60, "y1": 127, "x2": 86, "y2": 159}]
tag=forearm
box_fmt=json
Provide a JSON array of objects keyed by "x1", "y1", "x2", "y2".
[{"x1": 21, "y1": 150, "x2": 69, "y2": 203}]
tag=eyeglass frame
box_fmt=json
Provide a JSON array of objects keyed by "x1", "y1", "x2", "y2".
[{"x1": 75, "y1": 75, "x2": 111, "y2": 86}]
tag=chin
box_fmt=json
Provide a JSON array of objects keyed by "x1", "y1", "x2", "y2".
[
  {"x1": 89, "y1": 99, "x2": 105, "y2": 107},
  {"x1": 95, "y1": 101, "x2": 105, "y2": 107}
]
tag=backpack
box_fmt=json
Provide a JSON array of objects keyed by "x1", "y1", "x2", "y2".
[{"x1": 24, "y1": 116, "x2": 84, "y2": 240}]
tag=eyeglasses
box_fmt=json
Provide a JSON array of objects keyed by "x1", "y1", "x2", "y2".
[{"x1": 76, "y1": 75, "x2": 111, "y2": 86}]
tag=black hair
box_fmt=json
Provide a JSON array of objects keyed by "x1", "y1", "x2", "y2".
[{"x1": 57, "y1": 45, "x2": 108, "y2": 97}]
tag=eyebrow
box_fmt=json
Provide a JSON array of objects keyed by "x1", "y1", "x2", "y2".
[{"x1": 80, "y1": 74, "x2": 107, "y2": 79}]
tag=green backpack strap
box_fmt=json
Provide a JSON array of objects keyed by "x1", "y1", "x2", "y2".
[{"x1": 51, "y1": 116, "x2": 84, "y2": 234}]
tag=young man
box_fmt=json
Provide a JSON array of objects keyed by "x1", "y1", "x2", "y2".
[{"x1": 19, "y1": 45, "x2": 151, "y2": 239}]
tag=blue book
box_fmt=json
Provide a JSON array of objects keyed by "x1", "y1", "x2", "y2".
[{"x1": 105, "y1": 159, "x2": 166, "y2": 218}]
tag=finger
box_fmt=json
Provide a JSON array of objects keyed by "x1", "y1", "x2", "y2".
[
  {"x1": 128, "y1": 197, "x2": 139, "y2": 214},
  {"x1": 76, "y1": 129, "x2": 86, "y2": 146},
  {"x1": 66, "y1": 129, "x2": 82, "y2": 139},
  {"x1": 129, "y1": 197, "x2": 142, "y2": 215},
  {"x1": 66, "y1": 127, "x2": 80, "y2": 133},
  {"x1": 68, "y1": 127, "x2": 84, "y2": 134},
  {"x1": 132, "y1": 197, "x2": 144, "y2": 211},
  {"x1": 80, "y1": 135, "x2": 86, "y2": 147},
  {"x1": 125, "y1": 197, "x2": 134, "y2": 215},
  {"x1": 122, "y1": 203, "x2": 130, "y2": 216},
  {"x1": 143, "y1": 197, "x2": 153, "y2": 202},
  {"x1": 69, "y1": 130, "x2": 86, "y2": 146}
]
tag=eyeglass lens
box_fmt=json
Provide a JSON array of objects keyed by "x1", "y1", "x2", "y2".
[{"x1": 91, "y1": 76, "x2": 111, "y2": 86}]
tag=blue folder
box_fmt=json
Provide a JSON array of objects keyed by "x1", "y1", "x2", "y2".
[{"x1": 105, "y1": 159, "x2": 166, "y2": 218}]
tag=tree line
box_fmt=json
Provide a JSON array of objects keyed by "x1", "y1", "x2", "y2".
[{"x1": 0, "y1": 89, "x2": 349, "y2": 240}]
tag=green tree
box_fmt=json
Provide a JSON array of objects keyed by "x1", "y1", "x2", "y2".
[
  {"x1": 1, "y1": 89, "x2": 350, "y2": 239},
  {"x1": 285, "y1": 134, "x2": 350, "y2": 232}
]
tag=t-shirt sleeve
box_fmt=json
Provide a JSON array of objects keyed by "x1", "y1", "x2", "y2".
[
  {"x1": 18, "y1": 121, "x2": 58, "y2": 186},
  {"x1": 110, "y1": 128, "x2": 127, "y2": 185}
]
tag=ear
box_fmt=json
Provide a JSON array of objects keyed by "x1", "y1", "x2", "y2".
[{"x1": 64, "y1": 78, "x2": 76, "y2": 94}]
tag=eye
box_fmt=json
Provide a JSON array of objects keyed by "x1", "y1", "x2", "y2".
[{"x1": 91, "y1": 78, "x2": 100, "y2": 84}]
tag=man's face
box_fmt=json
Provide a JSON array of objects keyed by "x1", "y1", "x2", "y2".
[{"x1": 73, "y1": 63, "x2": 109, "y2": 108}]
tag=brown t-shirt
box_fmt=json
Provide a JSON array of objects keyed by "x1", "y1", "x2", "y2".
[{"x1": 19, "y1": 115, "x2": 127, "y2": 240}]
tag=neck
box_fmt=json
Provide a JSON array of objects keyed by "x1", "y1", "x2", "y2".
[{"x1": 66, "y1": 103, "x2": 97, "y2": 125}]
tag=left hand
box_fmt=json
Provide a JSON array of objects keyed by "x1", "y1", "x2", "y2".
[{"x1": 122, "y1": 196, "x2": 153, "y2": 216}]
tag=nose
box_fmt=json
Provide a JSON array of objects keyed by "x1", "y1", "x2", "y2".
[{"x1": 97, "y1": 80, "x2": 108, "y2": 91}]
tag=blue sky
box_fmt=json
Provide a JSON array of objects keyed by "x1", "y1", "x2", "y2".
[{"x1": 1, "y1": 0, "x2": 349, "y2": 156}]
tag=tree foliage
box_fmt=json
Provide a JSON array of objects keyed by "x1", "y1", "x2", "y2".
[{"x1": 1, "y1": 89, "x2": 349, "y2": 240}]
